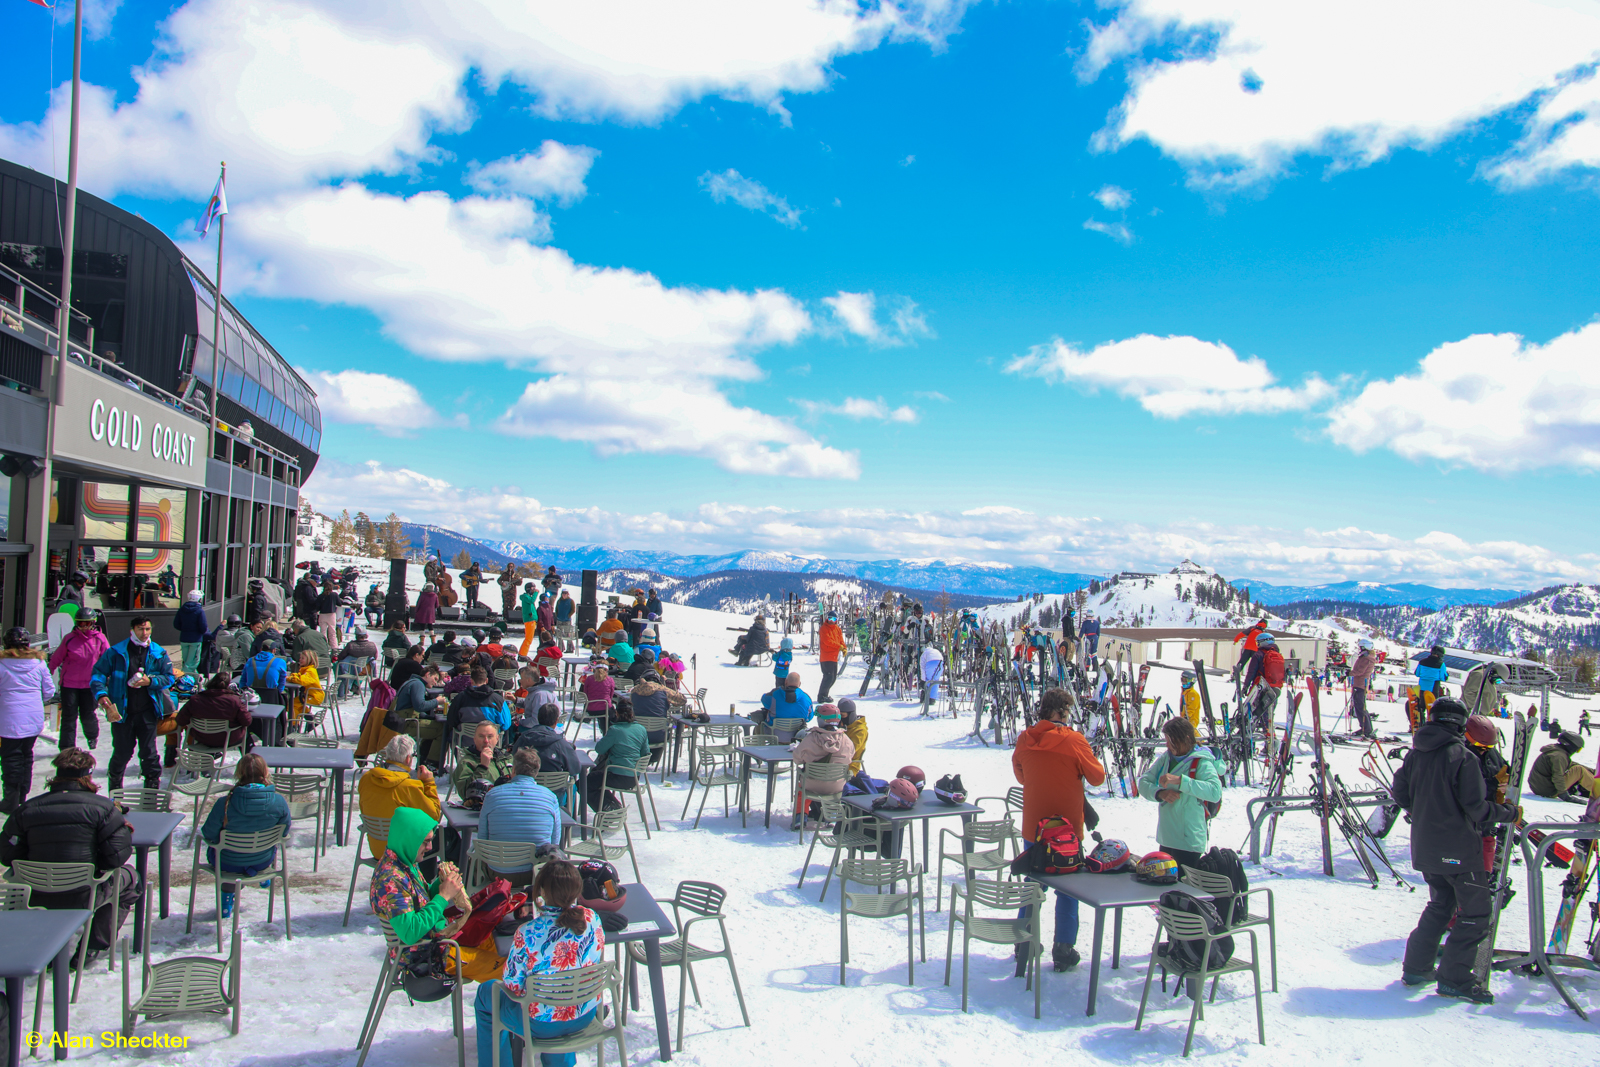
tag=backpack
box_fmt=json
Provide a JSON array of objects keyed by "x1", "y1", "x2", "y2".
[
  {"x1": 1182, "y1": 755, "x2": 1222, "y2": 820},
  {"x1": 1158, "y1": 889, "x2": 1234, "y2": 971},
  {"x1": 1189, "y1": 846, "x2": 1250, "y2": 925},
  {"x1": 1031, "y1": 817, "x2": 1083, "y2": 875},
  {"x1": 444, "y1": 877, "x2": 526, "y2": 949}
]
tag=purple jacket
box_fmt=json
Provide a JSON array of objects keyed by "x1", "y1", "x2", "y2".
[
  {"x1": 0, "y1": 652, "x2": 56, "y2": 739},
  {"x1": 413, "y1": 591, "x2": 439, "y2": 627},
  {"x1": 48, "y1": 628, "x2": 110, "y2": 689}
]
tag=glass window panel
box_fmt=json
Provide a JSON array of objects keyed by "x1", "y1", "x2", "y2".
[
  {"x1": 50, "y1": 476, "x2": 78, "y2": 528},
  {"x1": 238, "y1": 375, "x2": 260, "y2": 413},
  {"x1": 81, "y1": 482, "x2": 130, "y2": 540},
  {"x1": 131, "y1": 548, "x2": 184, "y2": 610},
  {"x1": 220, "y1": 359, "x2": 246, "y2": 401},
  {"x1": 137, "y1": 486, "x2": 187, "y2": 543},
  {"x1": 80, "y1": 546, "x2": 129, "y2": 612}
]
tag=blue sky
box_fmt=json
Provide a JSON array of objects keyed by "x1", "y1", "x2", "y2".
[{"x1": 5, "y1": 0, "x2": 1600, "y2": 588}]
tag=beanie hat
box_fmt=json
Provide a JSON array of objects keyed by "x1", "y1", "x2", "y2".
[
  {"x1": 837, "y1": 698, "x2": 857, "y2": 718},
  {"x1": 815, "y1": 704, "x2": 840, "y2": 725}
]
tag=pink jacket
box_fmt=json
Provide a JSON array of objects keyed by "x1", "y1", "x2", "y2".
[
  {"x1": 792, "y1": 727, "x2": 855, "y2": 794},
  {"x1": 580, "y1": 673, "x2": 615, "y2": 713},
  {"x1": 48, "y1": 628, "x2": 110, "y2": 689}
]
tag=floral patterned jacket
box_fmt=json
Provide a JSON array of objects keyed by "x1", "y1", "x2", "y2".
[{"x1": 501, "y1": 906, "x2": 606, "y2": 1022}]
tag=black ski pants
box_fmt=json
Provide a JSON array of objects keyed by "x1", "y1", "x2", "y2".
[
  {"x1": 1, "y1": 735, "x2": 37, "y2": 805},
  {"x1": 108, "y1": 710, "x2": 163, "y2": 790},
  {"x1": 1404, "y1": 869, "x2": 1493, "y2": 985},
  {"x1": 58, "y1": 687, "x2": 101, "y2": 750},
  {"x1": 817, "y1": 660, "x2": 838, "y2": 703},
  {"x1": 1351, "y1": 687, "x2": 1374, "y2": 737}
]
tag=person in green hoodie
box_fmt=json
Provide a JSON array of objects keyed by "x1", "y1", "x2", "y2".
[
  {"x1": 1136, "y1": 717, "x2": 1223, "y2": 868},
  {"x1": 368, "y1": 805, "x2": 504, "y2": 982}
]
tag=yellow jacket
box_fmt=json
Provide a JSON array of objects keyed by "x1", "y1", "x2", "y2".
[
  {"x1": 1180, "y1": 688, "x2": 1201, "y2": 728},
  {"x1": 844, "y1": 716, "x2": 869, "y2": 775},
  {"x1": 358, "y1": 762, "x2": 441, "y2": 857},
  {"x1": 286, "y1": 663, "x2": 324, "y2": 721}
]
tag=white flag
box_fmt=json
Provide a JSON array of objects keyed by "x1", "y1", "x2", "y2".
[{"x1": 196, "y1": 173, "x2": 228, "y2": 237}]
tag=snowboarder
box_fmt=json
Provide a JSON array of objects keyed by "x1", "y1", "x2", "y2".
[
  {"x1": 1392, "y1": 697, "x2": 1518, "y2": 1004},
  {"x1": 1528, "y1": 731, "x2": 1595, "y2": 803}
]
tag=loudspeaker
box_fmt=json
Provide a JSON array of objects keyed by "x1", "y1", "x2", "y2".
[
  {"x1": 0, "y1": 452, "x2": 45, "y2": 479},
  {"x1": 577, "y1": 568, "x2": 598, "y2": 632},
  {"x1": 388, "y1": 557, "x2": 407, "y2": 594}
]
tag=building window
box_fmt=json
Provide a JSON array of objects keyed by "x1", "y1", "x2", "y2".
[{"x1": 82, "y1": 482, "x2": 130, "y2": 540}]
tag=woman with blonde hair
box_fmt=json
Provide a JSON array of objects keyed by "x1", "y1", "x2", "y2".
[
  {"x1": 199, "y1": 752, "x2": 291, "y2": 918},
  {"x1": 286, "y1": 649, "x2": 324, "y2": 730}
]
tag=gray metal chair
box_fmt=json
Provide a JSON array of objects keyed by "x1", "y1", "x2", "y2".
[
  {"x1": 465, "y1": 839, "x2": 541, "y2": 894},
  {"x1": 935, "y1": 817, "x2": 1015, "y2": 912},
  {"x1": 681, "y1": 749, "x2": 742, "y2": 829},
  {"x1": 274, "y1": 772, "x2": 328, "y2": 871},
  {"x1": 603, "y1": 756, "x2": 660, "y2": 838},
  {"x1": 798, "y1": 795, "x2": 879, "y2": 901},
  {"x1": 1181, "y1": 866, "x2": 1279, "y2": 992},
  {"x1": 838, "y1": 857, "x2": 925, "y2": 986},
  {"x1": 120, "y1": 906, "x2": 242, "y2": 1037},
  {"x1": 357, "y1": 916, "x2": 465, "y2": 1067},
  {"x1": 168, "y1": 748, "x2": 233, "y2": 826},
  {"x1": 533, "y1": 771, "x2": 577, "y2": 816},
  {"x1": 634, "y1": 715, "x2": 671, "y2": 785},
  {"x1": 188, "y1": 825, "x2": 291, "y2": 952},
  {"x1": 5, "y1": 860, "x2": 124, "y2": 1002},
  {"x1": 793, "y1": 761, "x2": 850, "y2": 840},
  {"x1": 623, "y1": 881, "x2": 750, "y2": 1052},
  {"x1": 565, "y1": 805, "x2": 641, "y2": 883},
  {"x1": 944, "y1": 878, "x2": 1044, "y2": 1016},
  {"x1": 490, "y1": 962, "x2": 624, "y2": 1067},
  {"x1": 1136, "y1": 903, "x2": 1267, "y2": 1057},
  {"x1": 346, "y1": 814, "x2": 391, "y2": 927},
  {"x1": 769, "y1": 716, "x2": 804, "y2": 742},
  {"x1": 110, "y1": 787, "x2": 174, "y2": 812}
]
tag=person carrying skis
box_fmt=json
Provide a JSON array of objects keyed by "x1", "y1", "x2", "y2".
[
  {"x1": 1350, "y1": 638, "x2": 1379, "y2": 739},
  {"x1": 1392, "y1": 697, "x2": 1518, "y2": 1003},
  {"x1": 1232, "y1": 618, "x2": 1269, "y2": 679},
  {"x1": 1178, "y1": 670, "x2": 1201, "y2": 729}
]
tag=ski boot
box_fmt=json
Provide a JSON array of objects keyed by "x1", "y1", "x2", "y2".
[
  {"x1": 1052, "y1": 943, "x2": 1080, "y2": 972},
  {"x1": 1401, "y1": 967, "x2": 1436, "y2": 986},
  {"x1": 1437, "y1": 979, "x2": 1494, "y2": 1004}
]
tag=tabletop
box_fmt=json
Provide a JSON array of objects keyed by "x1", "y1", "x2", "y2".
[
  {"x1": 443, "y1": 806, "x2": 579, "y2": 832},
  {"x1": 606, "y1": 883, "x2": 677, "y2": 945},
  {"x1": 126, "y1": 811, "x2": 185, "y2": 847},
  {"x1": 0, "y1": 910, "x2": 92, "y2": 978},
  {"x1": 841, "y1": 792, "x2": 983, "y2": 823},
  {"x1": 1029, "y1": 870, "x2": 1200, "y2": 908},
  {"x1": 255, "y1": 746, "x2": 356, "y2": 770},
  {"x1": 251, "y1": 703, "x2": 286, "y2": 721},
  {"x1": 737, "y1": 744, "x2": 794, "y2": 763},
  {"x1": 673, "y1": 714, "x2": 756, "y2": 729}
]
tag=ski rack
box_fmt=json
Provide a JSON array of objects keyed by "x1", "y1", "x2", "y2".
[
  {"x1": 1242, "y1": 788, "x2": 1391, "y2": 866},
  {"x1": 1496, "y1": 819, "x2": 1600, "y2": 1019}
]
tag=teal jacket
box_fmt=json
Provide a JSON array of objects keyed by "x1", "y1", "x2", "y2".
[
  {"x1": 595, "y1": 721, "x2": 650, "y2": 776},
  {"x1": 90, "y1": 639, "x2": 174, "y2": 715},
  {"x1": 1137, "y1": 746, "x2": 1223, "y2": 856}
]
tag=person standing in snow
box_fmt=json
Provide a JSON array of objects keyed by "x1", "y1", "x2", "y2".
[
  {"x1": 1080, "y1": 612, "x2": 1101, "y2": 658},
  {"x1": 1177, "y1": 670, "x2": 1201, "y2": 729},
  {"x1": 1137, "y1": 716, "x2": 1221, "y2": 868},
  {"x1": 1241, "y1": 632, "x2": 1285, "y2": 755},
  {"x1": 919, "y1": 642, "x2": 944, "y2": 717},
  {"x1": 817, "y1": 612, "x2": 844, "y2": 703},
  {"x1": 1231, "y1": 618, "x2": 1269, "y2": 680},
  {"x1": 1392, "y1": 697, "x2": 1517, "y2": 1004},
  {"x1": 1350, "y1": 638, "x2": 1379, "y2": 739}
]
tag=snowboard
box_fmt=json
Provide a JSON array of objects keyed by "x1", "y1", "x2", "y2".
[
  {"x1": 1545, "y1": 750, "x2": 1600, "y2": 955},
  {"x1": 1474, "y1": 711, "x2": 1535, "y2": 986}
]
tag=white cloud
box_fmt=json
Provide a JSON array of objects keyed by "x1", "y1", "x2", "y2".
[
  {"x1": 303, "y1": 459, "x2": 1600, "y2": 587},
  {"x1": 466, "y1": 142, "x2": 599, "y2": 205},
  {"x1": 1487, "y1": 69, "x2": 1600, "y2": 185},
  {"x1": 822, "y1": 291, "x2": 933, "y2": 346},
  {"x1": 1007, "y1": 334, "x2": 1333, "y2": 417},
  {"x1": 1083, "y1": 218, "x2": 1133, "y2": 244},
  {"x1": 298, "y1": 368, "x2": 454, "y2": 436},
  {"x1": 797, "y1": 397, "x2": 919, "y2": 423},
  {"x1": 1084, "y1": 0, "x2": 1600, "y2": 186},
  {"x1": 1325, "y1": 322, "x2": 1600, "y2": 472},
  {"x1": 1093, "y1": 184, "x2": 1132, "y2": 210},
  {"x1": 915, "y1": 391, "x2": 950, "y2": 402},
  {"x1": 699, "y1": 169, "x2": 802, "y2": 228}
]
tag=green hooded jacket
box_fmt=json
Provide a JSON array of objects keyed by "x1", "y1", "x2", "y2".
[
  {"x1": 1137, "y1": 745, "x2": 1223, "y2": 855},
  {"x1": 382, "y1": 806, "x2": 447, "y2": 945}
]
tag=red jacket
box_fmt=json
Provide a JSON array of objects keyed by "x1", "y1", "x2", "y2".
[
  {"x1": 819, "y1": 623, "x2": 845, "y2": 664},
  {"x1": 1012, "y1": 720, "x2": 1105, "y2": 841},
  {"x1": 1234, "y1": 623, "x2": 1267, "y2": 651}
]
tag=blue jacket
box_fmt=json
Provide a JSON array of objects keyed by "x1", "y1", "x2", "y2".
[
  {"x1": 479, "y1": 776, "x2": 563, "y2": 864},
  {"x1": 91, "y1": 639, "x2": 174, "y2": 715},
  {"x1": 242, "y1": 651, "x2": 288, "y2": 691},
  {"x1": 1415, "y1": 662, "x2": 1450, "y2": 694},
  {"x1": 174, "y1": 601, "x2": 210, "y2": 644},
  {"x1": 201, "y1": 782, "x2": 291, "y2": 871},
  {"x1": 761, "y1": 685, "x2": 813, "y2": 724}
]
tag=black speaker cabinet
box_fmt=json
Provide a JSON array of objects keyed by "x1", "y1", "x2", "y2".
[{"x1": 577, "y1": 568, "x2": 599, "y2": 632}]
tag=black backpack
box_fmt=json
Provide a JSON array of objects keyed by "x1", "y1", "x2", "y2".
[
  {"x1": 1159, "y1": 889, "x2": 1234, "y2": 972},
  {"x1": 1189, "y1": 846, "x2": 1250, "y2": 925}
]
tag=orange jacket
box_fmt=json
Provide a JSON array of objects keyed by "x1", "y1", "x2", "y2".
[
  {"x1": 1233, "y1": 622, "x2": 1267, "y2": 650},
  {"x1": 1012, "y1": 720, "x2": 1105, "y2": 842},
  {"x1": 819, "y1": 622, "x2": 845, "y2": 663}
]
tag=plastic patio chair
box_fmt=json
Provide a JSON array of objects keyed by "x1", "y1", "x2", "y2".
[
  {"x1": 346, "y1": 814, "x2": 390, "y2": 926},
  {"x1": 188, "y1": 825, "x2": 291, "y2": 952},
  {"x1": 564, "y1": 805, "x2": 641, "y2": 883},
  {"x1": 603, "y1": 756, "x2": 661, "y2": 838},
  {"x1": 492, "y1": 668, "x2": 519, "y2": 693},
  {"x1": 634, "y1": 715, "x2": 671, "y2": 785},
  {"x1": 274, "y1": 772, "x2": 329, "y2": 871},
  {"x1": 1135, "y1": 903, "x2": 1267, "y2": 1057},
  {"x1": 357, "y1": 917, "x2": 465, "y2": 1067},
  {"x1": 533, "y1": 771, "x2": 577, "y2": 816},
  {"x1": 1181, "y1": 866, "x2": 1278, "y2": 992},
  {"x1": 120, "y1": 904, "x2": 242, "y2": 1038},
  {"x1": 793, "y1": 762, "x2": 850, "y2": 840},
  {"x1": 465, "y1": 839, "x2": 541, "y2": 893},
  {"x1": 838, "y1": 857, "x2": 925, "y2": 986},
  {"x1": 490, "y1": 962, "x2": 625, "y2": 1067},
  {"x1": 5, "y1": 860, "x2": 125, "y2": 1002},
  {"x1": 944, "y1": 878, "x2": 1044, "y2": 1017},
  {"x1": 680, "y1": 749, "x2": 743, "y2": 829},
  {"x1": 798, "y1": 796, "x2": 880, "y2": 902},
  {"x1": 935, "y1": 817, "x2": 1016, "y2": 912},
  {"x1": 179, "y1": 716, "x2": 246, "y2": 771},
  {"x1": 110, "y1": 787, "x2": 175, "y2": 812},
  {"x1": 169, "y1": 748, "x2": 234, "y2": 825},
  {"x1": 769, "y1": 716, "x2": 804, "y2": 743},
  {"x1": 624, "y1": 881, "x2": 750, "y2": 1052}
]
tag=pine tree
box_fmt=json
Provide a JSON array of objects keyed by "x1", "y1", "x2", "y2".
[
  {"x1": 381, "y1": 513, "x2": 409, "y2": 559},
  {"x1": 452, "y1": 548, "x2": 473, "y2": 570},
  {"x1": 329, "y1": 510, "x2": 356, "y2": 554},
  {"x1": 353, "y1": 512, "x2": 378, "y2": 557}
]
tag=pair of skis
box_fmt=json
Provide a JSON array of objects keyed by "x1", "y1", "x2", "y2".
[{"x1": 1545, "y1": 747, "x2": 1600, "y2": 955}]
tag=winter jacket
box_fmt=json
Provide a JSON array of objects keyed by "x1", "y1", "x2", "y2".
[
  {"x1": 537, "y1": 602, "x2": 556, "y2": 634},
  {"x1": 1012, "y1": 720, "x2": 1105, "y2": 842},
  {"x1": 286, "y1": 663, "x2": 324, "y2": 717},
  {"x1": 630, "y1": 678, "x2": 686, "y2": 722},
  {"x1": 336, "y1": 638, "x2": 379, "y2": 664},
  {"x1": 741, "y1": 621, "x2": 770, "y2": 655},
  {"x1": 1233, "y1": 623, "x2": 1267, "y2": 651},
  {"x1": 819, "y1": 622, "x2": 845, "y2": 664},
  {"x1": 519, "y1": 591, "x2": 538, "y2": 626},
  {"x1": 1415, "y1": 649, "x2": 1450, "y2": 695},
  {"x1": 1179, "y1": 688, "x2": 1201, "y2": 728},
  {"x1": 315, "y1": 589, "x2": 338, "y2": 616},
  {"x1": 413, "y1": 591, "x2": 439, "y2": 627},
  {"x1": 49, "y1": 627, "x2": 110, "y2": 689},
  {"x1": 368, "y1": 806, "x2": 448, "y2": 946},
  {"x1": 792, "y1": 727, "x2": 855, "y2": 794},
  {"x1": 844, "y1": 715, "x2": 869, "y2": 775},
  {"x1": 445, "y1": 685, "x2": 511, "y2": 739},
  {"x1": 594, "y1": 721, "x2": 650, "y2": 778},
  {"x1": 174, "y1": 688, "x2": 252, "y2": 748},
  {"x1": 516, "y1": 724, "x2": 581, "y2": 776},
  {"x1": 382, "y1": 631, "x2": 413, "y2": 653},
  {"x1": 1460, "y1": 665, "x2": 1500, "y2": 718},
  {"x1": 242, "y1": 651, "x2": 288, "y2": 693},
  {"x1": 645, "y1": 595, "x2": 662, "y2": 619},
  {"x1": 1244, "y1": 648, "x2": 1285, "y2": 690},
  {"x1": 580, "y1": 673, "x2": 615, "y2": 714},
  {"x1": 596, "y1": 619, "x2": 625, "y2": 649},
  {"x1": 1080, "y1": 618, "x2": 1100, "y2": 640},
  {"x1": 1392, "y1": 722, "x2": 1514, "y2": 873},
  {"x1": 391, "y1": 674, "x2": 437, "y2": 721},
  {"x1": 0, "y1": 650, "x2": 55, "y2": 739},
  {"x1": 480, "y1": 776, "x2": 564, "y2": 857},
  {"x1": 293, "y1": 579, "x2": 318, "y2": 621},
  {"x1": 452, "y1": 746, "x2": 513, "y2": 795},
  {"x1": 771, "y1": 649, "x2": 792, "y2": 679},
  {"x1": 290, "y1": 627, "x2": 331, "y2": 662},
  {"x1": 555, "y1": 597, "x2": 575, "y2": 623},
  {"x1": 231, "y1": 628, "x2": 258, "y2": 672},
  {"x1": 91, "y1": 639, "x2": 174, "y2": 718},
  {"x1": 760, "y1": 685, "x2": 813, "y2": 725},
  {"x1": 1351, "y1": 650, "x2": 1378, "y2": 689},
  {"x1": 0, "y1": 782, "x2": 132, "y2": 904},
  {"x1": 201, "y1": 782, "x2": 291, "y2": 869},
  {"x1": 365, "y1": 589, "x2": 385, "y2": 611},
  {"x1": 608, "y1": 642, "x2": 636, "y2": 667},
  {"x1": 1137, "y1": 747, "x2": 1222, "y2": 855},
  {"x1": 1530, "y1": 744, "x2": 1583, "y2": 799},
  {"x1": 358, "y1": 761, "x2": 442, "y2": 859},
  {"x1": 175, "y1": 601, "x2": 210, "y2": 644}
]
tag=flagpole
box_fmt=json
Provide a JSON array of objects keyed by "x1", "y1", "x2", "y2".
[
  {"x1": 207, "y1": 161, "x2": 226, "y2": 458},
  {"x1": 54, "y1": 0, "x2": 83, "y2": 383}
]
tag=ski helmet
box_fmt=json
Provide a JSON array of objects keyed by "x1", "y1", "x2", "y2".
[
  {"x1": 1558, "y1": 730, "x2": 1584, "y2": 755},
  {"x1": 1464, "y1": 715, "x2": 1499, "y2": 748},
  {"x1": 1255, "y1": 632, "x2": 1277, "y2": 649},
  {"x1": 1180, "y1": 670, "x2": 1196, "y2": 687},
  {"x1": 1430, "y1": 697, "x2": 1469, "y2": 732},
  {"x1": 884, "y1": 778, "x2": 920, "y2": 808},
  {"x1": 1133, "y1": 851, "x2": 1180, "y2": 885},
  {"x1": 896, "y1": 765, "x2": 925, "y2": 787},
  {"x1": 461, "y1": 779, "x2": 494, "y2": 810},
  {"x1": 1084, "y1": 838, "x2": 1132, "y2": 873},
  {"x1": 1357, "y1": 638, "x2": 1373, "y2": 650}
]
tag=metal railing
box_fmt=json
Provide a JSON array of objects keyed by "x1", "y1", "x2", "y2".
[{"x1": 0, "y1": 259, "x2": 96, "y2": 360}]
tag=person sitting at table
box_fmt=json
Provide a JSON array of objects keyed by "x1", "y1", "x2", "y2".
[
  {"x1": 620, "y1": 645, "x2": 654, "y2": 684},
  {"x1": 427, "y1": 629, "x2": 460, "y2": 661},
  {"x1": 446, "y1": 666, "x2": 512, "y2": 744},
  {"x1": 516, "y1": 705, "x2": 581, "y2": 803},
  {"x1": 596, "y1": 610, "x2": 625, "y2": 651},
  {"x1": 474, "y1": 859, "x2": 603, "y2": 1067},
  {"x1": 479, "y1": 748, "x2": 564, "y2": 876},
  {"x1": 758, "y1": 672, "x2": 813, "y2": 734},
  {"x1": 390, "y1": 642, "x2": 427, "y2": 689},
  {"x1": 175, "y1": 671, "x2": 254, "y2": 751},
  {"x1": 200, "y1": 753, "x2": 292, "y2": 919},
  {"x1": 1012, "y1": 687, "x2": 1105, "y2": 974},
  {"x1": 359, "y1": 735, "x2": 442, "y2": 860},
  {"x1": 733, "y1": 615, "x2": 769, "y2": 666},
  {"x1": 454, "y1": 721, "x2": 513, "y2": 794},
  {"x1": 370, "y1": 805, "x2": 503, "y2": 982},
  {"x1": 838, "y1": 698, "x2": 869, "y2": 775},
  {"x1": 383, "y1": 619, "x2": 413, "y2": 656},
  {"x1": 589, "y1": 702, "x2": 649, "y2": 811},
  {"x1": 532, "y1": 630, "x2": 563, "y2": 677},
  {"x1": 630, "y1": 669, "x2": 686, "y2": 764},
  {"x1": 241, "y1": 639, "x2": 288, "y2": 708},
  {"x1": 482, "y1": 628, "x2": 507, "y2": 661},
  {"x1": 232, "y1": 618, "x2": 262, "y2": 675},
  {"x1": 789, "y1": 704, "x2": 854, "y2": 830},
  {"x1": 288, "y1": 617, "x2": 331, "y2": 665},
  {"x1": 606, "y1": 638, "x2": 635, "y2": 672},
  {"x1": 285, "y1": 650, "x2": 324, "y2": 731},
  {"x1": 579, "y1": 664, "x2": 614, "y2": 722},
  {"x1": 443, "y1": 662, "x2": 475, "y2": 698},
  {"x1": 0, "y1": 748, "x2": 140, "y2": 956}
]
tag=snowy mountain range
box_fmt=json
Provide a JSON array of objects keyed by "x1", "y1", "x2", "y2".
[
  {"x1": 595, "y1": 569, "x2": 1003, "y2": 615},
  {"x1": 1237, "y1": 578, "x2": 1522, "y2": 610}
]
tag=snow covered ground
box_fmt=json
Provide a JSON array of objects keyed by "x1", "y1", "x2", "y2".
[{"x1": 20, "y1": 590, "x2": 1600, "y2": 1066}]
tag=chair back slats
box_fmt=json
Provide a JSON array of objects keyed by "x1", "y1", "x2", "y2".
[
  {"x1": 8, "y1": 860, "x2": 97, "y2": 893},
  {"x1": 590, "y1": 807, "x2": 627, "y2": 834},
  {"x1": 289, "y1": 735, "x2": 339, "y2": 749},
  {"x1": 960, "y1": 818, "x2": 1014, "y2": 845},
  {"x1": 1181, "y1": 867, "x2": 1235, "y2": 898},
  {"x1": 469, "y1": 839, "x2": 539, "y2": 872},
  {"x1": 111, "y1": 787, "x2": 174, "y2": 812},
  {"x1": 799, "y1": 761, "x2": 850, "y2": 783},
  {"x1": 771, "y1": 717, "x2": 804, "y2": 736},
  {"x1": 141, "y1": 957, "x2": 231, "y2": 1014},
  {"x1": 359, "y1": 815, "x2": 392, "y2": 843},
  {"x1": 0, "y1": 883, "x2": 33, "y2": 909},
  {"x1": 187, "y1": 718, "x2": 233, "y2": 740},
  {"x1": 1157, "y1": 904, "x2": 1218, "y2": 941},
  {"x1": 533, "y1": 771, "x2": 574, "y2": 793},
  {"x1": 965, "y1": 878, "x2": 1041, "y2": 911},
  {"x1": 838, "y1": 858, "x2": 910, "y2": 888},
  {"x1": 216, "y1": 827, "x2": 288, "y2": 855},
  {"x1": 519, "y1": 962, "x2": 613, "y2": 1007},
  {"x1": 673, "y1": 880, "x2": 726, "y2": 917}
]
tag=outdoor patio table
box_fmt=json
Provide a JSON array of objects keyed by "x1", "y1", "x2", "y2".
[
  {"x1": 610, "y1": 883, "x2": 679, "y2": 1062},
  {"x1": 441, "y1": 805, "x2": 578, "y2": 866},
  {"x1": 255, "y1": 746, "x2": 356, "y2": 845},
  {"x1": 0, "y1": 909, "x2": 89, "y2": 1065},
  {"x1": 1027, "y1": 870, "x2": 1201, "y2": 1016},
  {"x1": 735, "y1": 745, "x2": 794, "y2": 829},
  {"x1": 841, "y1": 791, "x2": 982, "y2": 874},
  {"x1": 669, "y1": 713, "x2": 756, "y2": 774},
  {"x1": 250, "y1": 702, "x2": 286, "y2": 747},
  {"x1": 125, "y1": 811, "x2": 185, "y2": 958}
]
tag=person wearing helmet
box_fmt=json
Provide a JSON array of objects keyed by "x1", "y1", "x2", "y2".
[
  {"x1": 1013, "y1": 687, "x2": 1106, "y2": 974},
  {"x1": 49, "y1": 610, "x2": 110, "y2": 752},
  {"x1": 1241, "y1": 632, "x2": 1286, "y2": 754},
  {"x1": 1391, "y1": 697, "x2": 1519, "y2": 1003},
  {"x1": 1177, "y1": 671, "x2": 1201, "y2": 729},
  {"x1": 1460, "y1": 661, "x2": 1502, "y2": 721},
  {"x1": 1415, "y1": 645, "x2": 1450, "y2": 700},
  {"x1": 1529, "y1": 730, "x2": 1595, "y2": 803},
  {"x1": 1231, "y1": 618, "x2": 1270, "y2": 679},
  {"x1": 1350, "y1": 638, "x2": 1380, "y2": 739},
  {"x1": 59, "y1": 571, "x2": 89, "y2": 610},
  {"x1": 818, "y1": 613, "x2": 844, "y2": 703}
]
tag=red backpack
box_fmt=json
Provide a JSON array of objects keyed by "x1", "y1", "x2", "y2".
[{"x1": 1033, "y1": 817, "x2": 1083, "y2": 874}]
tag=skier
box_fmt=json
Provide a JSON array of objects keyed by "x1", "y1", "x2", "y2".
[
  {"x1": 1350, "y1": 638, "x2": 1378, "y2": 738},
  {"x1": 1392, "y1": 697, "x2": 1518, "y2": 1004},
  {"x1": 918, "y1": 642, "x2": 944, "y2": 718},
  {"x1": 1528, "y1": 731, "x2": 1595, "y2": 803},
  {"x1": 1241, "y1": 632, "x2": 1285, "y2": 755},
  {"x1": 1232, "y1": 618, "x2": 1269, "y2": 679},
  {"x1": 817, "y1": 612, "x2": 844, "y2": 704},
  {"x1": 1415, "y1": 645, "x2": 1450, "y2": 699},
  {"x1": 1178, "y1": 670, "x2": 1201, "y2": 729},
  {"x1": 1080, "y1": 611, "x2": 1100, "y2": 657}
]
